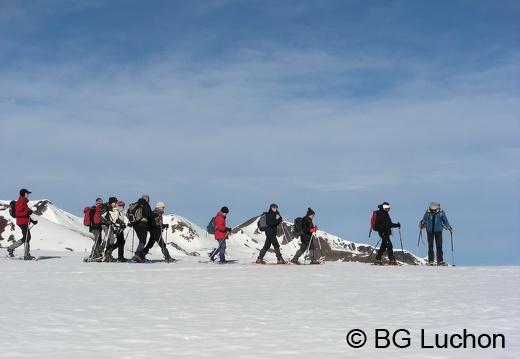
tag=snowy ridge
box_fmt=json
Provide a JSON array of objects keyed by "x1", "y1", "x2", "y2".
[{"x1": 0, "y1": 199, "x2": 424, "y2": 264}]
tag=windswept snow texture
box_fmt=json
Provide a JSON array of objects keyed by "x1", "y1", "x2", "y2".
[{"x1": 0, "y1": 252, "x2": 518, "y2": 359}]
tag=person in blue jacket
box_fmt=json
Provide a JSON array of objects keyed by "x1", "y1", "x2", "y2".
[{"x1": 419, "y1": 202, "x2": 453, "y2": 266}]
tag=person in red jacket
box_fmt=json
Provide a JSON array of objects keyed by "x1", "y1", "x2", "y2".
[
  {"x1": 211, "y1": 206, "x2": 231, "y2": 264},
  {"x1": 7, "y1": 189, "x2": 38, "y2": 260}
]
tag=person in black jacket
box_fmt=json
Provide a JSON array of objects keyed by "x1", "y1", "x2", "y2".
[
  {"x1": 374, "y1": 202, "x2": 401, "y2": 265},
  {"x1": 291, "y1": 207, "x2": 319, "y2": 265},
  {"x1": 256, "y1": 204, "x2": 285, "y2": 264},
  {"x1": 142, "y1": 202, "x2": 175, "y2": 263},
  {"x1": 131, "y1": 195, "x2": 158, "y2": 262}
]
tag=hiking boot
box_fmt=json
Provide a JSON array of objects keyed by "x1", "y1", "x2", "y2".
[
  {"x1": 132, "y1": 253, "x2": 144, "y2": 263},
  {"x1": 373, "y1": 259, "x2": 383, "y2": 266},
  {"x1": 290, "y1": 259, "x2": 301, "y2": 265},
  {"x1": 7, "y1": 248, "x2": 14, "y2": 258},
  {"x1": 277, "y1": 259, "x2": 288, "y2": 264},
  {"x1": 427, "y1": 261, "x2": 435, "y2": 266},
  {"x1": 437, "y1": 261, "x2": 448, "y2": 266},
  {"x1": 218, "y1": 260, "x2": 229, "y2": 264},
  {"x1": 117, "y1": 257, "x2": 128, "y2": 263},
  {"x1": 165, "y1": 257, "x2": 177, "y2": 264},
  {"x1": 255, "y1": 258, "x2": 266, "y2": 264},
  {"x1": 23, "y1": 254, "x2": 36, "y2": 260},
  {"x1": 388, "y1": 259, "x2": 399, "y2": 266},
  {"x1": 309, "y1": 260, "x2": 321, "y2": 265}
]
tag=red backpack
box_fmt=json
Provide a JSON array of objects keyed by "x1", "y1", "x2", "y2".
[
  {"x1": 83, "y1": 206, "x2": 92, "y2": 226},
  {"x1": 92, "y1": 203, "x2": 102, "y2": 225},
  {"x1": 369, "y1": 210, "x2": 378, "y2": 237}
]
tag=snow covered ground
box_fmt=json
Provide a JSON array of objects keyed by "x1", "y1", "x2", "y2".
[{"x1": 1, "y1": 251, "x2": 518, "y2": 359}]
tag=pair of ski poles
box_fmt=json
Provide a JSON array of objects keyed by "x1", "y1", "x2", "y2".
[
  {"x1": 417, "y1": 228, "x2": 456, "y2": 266},
  {"x1": 364, "y1": 228, "x2": 405, "y2": 264}
]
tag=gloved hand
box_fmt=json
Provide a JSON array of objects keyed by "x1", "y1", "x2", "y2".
[
  {"x1": 28, "y1": 209, "x2": 34, "y2": 215},
  {"x1": 127, "y1": 223, "x2": 133, "y2": 228},
  {"x1": 310, "y1": 226, "x2": 318, "y2": 233},
  {"x1": 448, "y1": 227, "x2": 453, "y2": 234},
  {"x1": 162, "y1": 224, "x2": 169, "y2": 229},
  {"x1": 418, "y1": 222, "x2": 425, "y2": 229},
  {"x1": 225, "y1": 227, "x2": 232, "y2": 232},
  {"x1": 31, "y1": 219, "x2": 38, "y2": 225},
  {"x1": 396, "y1": 222, "x2": 401, "y2": 228}
]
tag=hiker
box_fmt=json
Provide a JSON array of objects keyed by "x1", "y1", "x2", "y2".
[
  {"x1": 7, "y1": 189, "x2": 38, "y2": 260},
  {"x1": 131, "y1": 195, "x2": 158, "y2": 262},
  {"x1": 142, "y1": 202, "x2": 175, "y2": 263},
  {"x1": 211, "y1": 206, "x2": 232, "y2": 263},
  {"x1": 100, "y1": 197, "x2": 127, "y2": 262},
  {"x1": 419, "y1": 202, "x2": 452, "y2": 266},
  {"x1": 86, "y1": 198, "x2": 105, "y2": 261},
  {"x1": 112, "y1": 200, "x2": 128, "y2": 262},
  {"x1": 374, "y1": 202, "x2": 401, "y2": 265},
  {"x1": 290, "y1": 207, "x2": 319, "y2": 265},
  {"x1": 256, "y1": 203, "x2": 286, "y2": 264}
]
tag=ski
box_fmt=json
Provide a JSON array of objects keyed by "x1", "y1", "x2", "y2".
[
  {"x1": 199, "y1": 259, "x2": 238, "y2": 264},
  {"x1": 251, "y1": 262, "x2": 293, "y2": 266}
]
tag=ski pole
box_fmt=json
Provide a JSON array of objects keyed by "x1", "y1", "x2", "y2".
[
  {"x1": 364, "y1": 236, "x2": 381, "y2": 264},
  {"x1": 416, "y1": 228, "x2": 422, "y2": 256},
  {"x1": 209, "y1": 239, "x2": 225, "y2": 260},
  {"x1": 398, "y1": 228, "x2": 404, "y2": 263},
  {"x1": 131, "y1": 228, "x2": 135, "y2": 254},
  {"x1": 303, "y1": 233, "x2": 314, "y2": 265},
  {"x1": 317, "y1": 234, "x2": 324, "y2": 261},
  {"x1": 450, "y1": 231, "x2": 455, "y2": 266}
]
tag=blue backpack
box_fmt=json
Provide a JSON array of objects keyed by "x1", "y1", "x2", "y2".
[
  {"x1": 206, "y1": 217, "x2": 216, "y2": 234},
  {"x1": 257, "y1": 213, "x2": 267, "y2": 231}
]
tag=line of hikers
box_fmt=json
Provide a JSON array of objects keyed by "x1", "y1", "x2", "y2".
[
  {"x1": 83, "y1": 195, "x2": 174, "y2": 263},
  {"x1": 6, "y1": 189, "x2": 453, "y2": 266}
]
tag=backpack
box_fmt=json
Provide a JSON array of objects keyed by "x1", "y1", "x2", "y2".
[
  {"x1": 83, "y1": 206, "x2": 92, "y2": 226},
  {"x1": 257, "y1": 212, "x2": 267, "y2": 231},
  {"x1": 92, "y1": 203, "x2": 103, "y2": 225},
  {"x1": 9, "y1": 200, "x2": 17, "y2": 218},
  {"x1": 369, "y1": 210, "x2": 378, "y2": 237},
  {"x1": 126, "y1": 202, "x2": 143, "y2": 224},
  {"x1": 206, "y1": 217, "x2": 216, "y2": 234},
  {"x1": 293, "y1": 217, "x2": 303, "y2": 238}
]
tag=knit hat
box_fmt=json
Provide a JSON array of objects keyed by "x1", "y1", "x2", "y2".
[
  {"x1": 429, "y1": 202, "x2": 440, "y2": 211},
  {"x1": 270, "y1": 203, "x2": 278, "y2": 209},
  {"x1": 20, "y1": 188, "x2": 32, "y2": 196},
  {"x1": 117, "y1": 200, "x2": 125, "y2": 207},
  {"x1": 221, "y1": 206, "x2": 229, "y2": 213},
  {"x1": 156, "y1": 202, "x2": 165, "y2": 208},
  {"x1": 108, "y1": 197, "x2": 118, "y2": 204},
  {"x1": 96, "y1": 198, "x2": 103, "y2": 204},
  {"x1": 382, "y1": 202, "x2": 390, "y2": 210},
  {"x1": 306, "y1": 207, "x2": 315, "y2": 216}
]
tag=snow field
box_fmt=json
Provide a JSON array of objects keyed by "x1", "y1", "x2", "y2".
[{"x1": 1, "y1": 251, "x2": 518, "y2": 358}]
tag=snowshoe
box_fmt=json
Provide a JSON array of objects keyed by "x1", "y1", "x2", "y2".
[{"x1": 290, "y1": 259, "x2": 301, "y2": 265}]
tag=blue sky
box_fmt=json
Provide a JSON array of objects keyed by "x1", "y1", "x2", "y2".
[{"x1": 1, "y1": 0, "x2": 519, "y2": 266}]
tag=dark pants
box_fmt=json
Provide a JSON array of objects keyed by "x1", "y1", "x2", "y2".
[
  {"x1": 110, "y1": 230, "x2": 126, "y2": 259},
  {"x1": 376, "y1": 233, "x2": 394, "y2": 260},
  {"x1": 258, "y1": 234, "x2": 282, "y2": 260},
  {"x1": 134, "y1": 225, "x2": 148, "y2": 256},
  {"x1": 8, "y1": 224, "x2": 32, "y2": 256},
  {"x1": 427, "y1": 232, "x2": 443, "y2": 263},
  {"x1": 212, "y1": 239, "x2": 227, "y2": 261},
  {"x1": 292, "y1": 239, "x2": 315, "y2": 261},
  {"x1": 144, "y1": 230, "x2": 171, "y2": 259}
]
